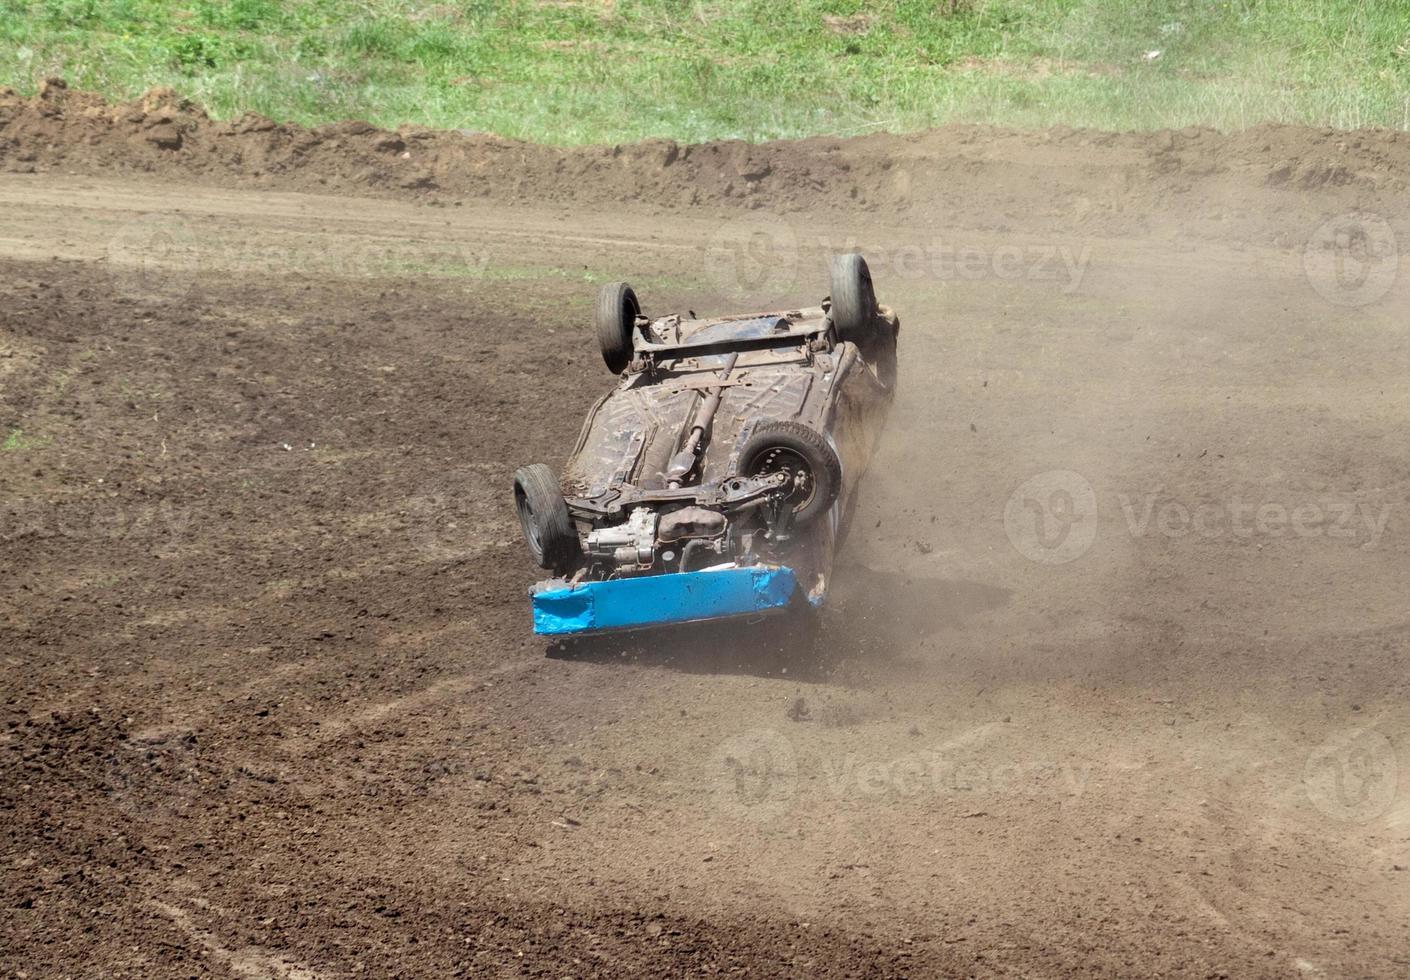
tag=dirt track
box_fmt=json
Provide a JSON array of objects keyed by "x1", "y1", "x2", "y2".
[{"x1": 3, "y1": 90, "x2": 1410, "y2": 978}]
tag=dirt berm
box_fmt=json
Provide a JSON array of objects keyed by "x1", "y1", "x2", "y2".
[{"x1": 3, "y1": 78, "x2": 1408, "y2": 245}]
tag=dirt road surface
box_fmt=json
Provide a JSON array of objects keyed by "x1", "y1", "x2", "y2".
[{"x1": 3, "y1": 89, "x2": 1410, "y2": 977}]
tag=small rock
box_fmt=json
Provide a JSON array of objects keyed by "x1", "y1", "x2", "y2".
[
  {"x1": 145, "y1": 123, "x2": 182, "y2": 150},
  {"x1": 737, "y1": 158, "x2": 771, "y2": 182}
]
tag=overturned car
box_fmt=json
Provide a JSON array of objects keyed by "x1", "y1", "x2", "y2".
[{"x1": 514, "y1": 253, "x2": 899, "y2": 636}]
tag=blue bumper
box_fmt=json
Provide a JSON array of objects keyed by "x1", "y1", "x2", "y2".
[{"x1": 532, "y1": 565, "x2": 800, "y2": 636}]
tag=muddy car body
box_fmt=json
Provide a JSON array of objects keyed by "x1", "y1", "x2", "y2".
[{"x1": 514, "y1": 254, "x2": 898, "y2": 635}]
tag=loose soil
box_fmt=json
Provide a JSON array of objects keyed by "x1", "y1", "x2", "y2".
[{"x1": 2, "y1": 86, "x2": 1409, "y2": 978}]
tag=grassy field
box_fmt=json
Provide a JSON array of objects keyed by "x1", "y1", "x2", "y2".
[{"x1": 2, "y1": 0, "x2": 1409, "y2": 143}]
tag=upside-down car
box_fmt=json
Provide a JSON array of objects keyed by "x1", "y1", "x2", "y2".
[{"x1": 513, "y1": 253, "x2": 899, "y2": 635}]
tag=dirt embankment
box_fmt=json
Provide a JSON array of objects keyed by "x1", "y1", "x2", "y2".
[{"x1": 3, "y1": 79, "x2": 1409, "y2": 244}]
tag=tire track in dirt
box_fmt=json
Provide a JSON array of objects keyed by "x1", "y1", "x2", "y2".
[
  {"x1": 275, "y1": 654, "x2": 542, "y2": 757},
  {"x1": 148, "y1": 899, "x2": 327, "y2": 980}
]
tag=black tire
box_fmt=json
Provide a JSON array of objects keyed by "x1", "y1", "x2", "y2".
[
  {"x1": 828, "y1": 253, "x2": 876, "y2": 346},
  {"x1": 513, "y1": 464, "x2": 579, "y2": 573},
  {"x1": 738, "y1": 420, "x2": 842, "y2": 526},
  {"x1": 596, "y1": 281, "x2": 640, "y2": 374}
]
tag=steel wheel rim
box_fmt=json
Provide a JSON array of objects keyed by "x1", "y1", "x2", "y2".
[{"x1": 750, "y1": 446, "x2": 816, "y2": 511}]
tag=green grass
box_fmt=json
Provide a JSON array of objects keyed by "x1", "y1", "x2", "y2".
[
  {"x1": 2, "y1": 427, "x2": 51, "y2": 451},
  {"x1": 2, "y1": 1, "x2": 1409, "y2": 143}
]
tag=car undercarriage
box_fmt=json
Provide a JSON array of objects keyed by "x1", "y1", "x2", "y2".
[{"x1": 514, "y1": 253, "x2": 899, "y2": 635}]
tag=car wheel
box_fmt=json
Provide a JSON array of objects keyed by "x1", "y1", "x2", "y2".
[
  {"x1": 828, "y1": 253, "x2": 876, "y2": 347},
  {"x1": 596, "y1": 281, "x2": 640, "y2": 374},
  {"x1": 513, "y1": 464, "x2": 579, "y2": 573},
  {"x1": 739, "y1": 420, "x2": 842, "y2": 526}
]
